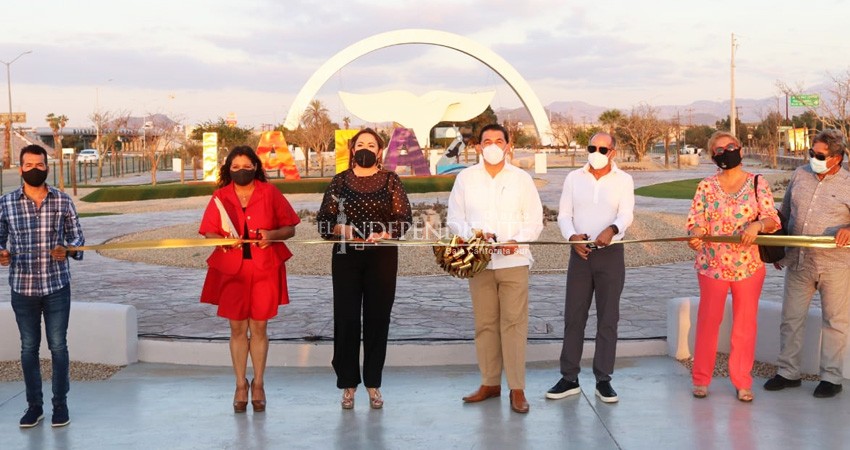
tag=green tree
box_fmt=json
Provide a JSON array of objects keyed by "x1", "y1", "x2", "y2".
[
  {"x1": 46, "y1": 113, "x2": 69, "y2": 191},
  {"x1": 467, "y1": 106, "x2": 499, "y2": 143},
  {"x1": 753, "y1": 111, "x2": 783, "y2": 168},
  {"x1": 598, "y1": 109, "x2": 623, "y2": 134},
  {"x1": 190, "y1": 118, "x2": 255, "y2": 161},
  {"x1": 684, "y1": 125, "x2": 716, "y2": 148},
  {"x1": 715, "y1": 115, "x2": 749, "y2": 143},
  {"x1": 298, "y1": 99, "x2": 335, "y2": 176},
  {"x1": 574, "y1": 125, "x2": 602, "y2": 147},
  {"x1": 791, "y1": 110, "x2": 820, "y2": 130}
]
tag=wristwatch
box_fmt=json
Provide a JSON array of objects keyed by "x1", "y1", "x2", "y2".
[{"x1": 609, "y1": 224, "x2": 619, "y2": 234}]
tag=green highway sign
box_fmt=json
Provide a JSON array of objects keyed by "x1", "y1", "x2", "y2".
[{"x1": 789, "y1": 94, "x2": 820, "y2": 107}]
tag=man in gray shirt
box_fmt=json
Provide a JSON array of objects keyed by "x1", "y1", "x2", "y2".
[{"x1": 764, "y1": 129, "x2": 850, "y2": 398}]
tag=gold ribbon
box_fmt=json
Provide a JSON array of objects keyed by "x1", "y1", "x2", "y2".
[{"x1": 9, "y1": 234, "x2": 839, "y2": 256}]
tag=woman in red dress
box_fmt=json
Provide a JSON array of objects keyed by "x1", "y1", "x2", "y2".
[{"x1": 199, "y1": 146, "x2": 299, "y2": 413}]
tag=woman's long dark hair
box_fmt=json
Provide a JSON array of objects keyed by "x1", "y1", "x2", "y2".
[
  {"x1": 348, "y1": 128, "x2": 385, "y2": 169},
  {"x1": 218, "y1": 145, "x2": 267, "y2": 188}
]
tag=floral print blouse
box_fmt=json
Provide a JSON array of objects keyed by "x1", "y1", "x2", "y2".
[{"x1": 686, "y1": 173, "x2": 781, "y2": 281}]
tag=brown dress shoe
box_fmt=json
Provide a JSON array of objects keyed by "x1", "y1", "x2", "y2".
[
  {"x1": 510, "y1": 389, "x2": 529, "y2": 413},
  {"x1": 462, "y1": 385, "x2": 501, "y2": 403}
]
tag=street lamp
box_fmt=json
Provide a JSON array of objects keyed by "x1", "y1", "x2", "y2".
[{"x1": 1, "y1": 50, "x2": 32, "y2": 191}]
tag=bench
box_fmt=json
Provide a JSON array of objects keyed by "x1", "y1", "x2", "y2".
[
  {"x1": 667, "y1": 297, "x2": 847, "y2": 377},
  {"x1": 0, "y1": 302, "x2": 138, "y2": 366}
]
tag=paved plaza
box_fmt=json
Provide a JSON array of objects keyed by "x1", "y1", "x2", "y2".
[{"x1": 1, "y1": 160, "x2": 846, "y2": 449}]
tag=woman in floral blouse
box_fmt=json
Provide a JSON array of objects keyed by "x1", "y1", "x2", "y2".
[{"x1": 686, "y1": 131, "x2": 781, "y2": 402}]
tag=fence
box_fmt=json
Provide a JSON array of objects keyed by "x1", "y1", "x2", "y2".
[{"x1": 50, "y1": 154, "x2": 175, "y2": 186}]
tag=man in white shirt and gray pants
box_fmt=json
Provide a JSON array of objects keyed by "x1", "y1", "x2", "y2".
[
  {"x1": 448, "y1": 124, "x2": 543, "y2": 414},
  {"x1": 546, "y1": 132, "x2": 634, "y2": 403}
]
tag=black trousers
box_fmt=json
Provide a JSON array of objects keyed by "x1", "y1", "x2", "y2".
[
  {"x1": 559, "y1": 245, "x2": 625, "y2": 382},
  {"x1": 331, "y1": 245, "x2": 398, "y2": 388}
]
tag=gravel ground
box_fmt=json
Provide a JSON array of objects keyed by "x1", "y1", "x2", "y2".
[
  {"x1": 0, "y1": 360, "x2": 124, "y2": 382},
  {"x1": 677, "y1": 354, "x2": 820, "y2": 381}
]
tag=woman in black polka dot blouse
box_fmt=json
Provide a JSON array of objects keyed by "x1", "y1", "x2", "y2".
[{"x1": 316, "y1": 128, "x2": 412, "y2": 410}]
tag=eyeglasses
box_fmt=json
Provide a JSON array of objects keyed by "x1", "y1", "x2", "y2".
[
  {"x1": 808, "y1": 148, "x2": 829, "y2": 161},
  {"x1": 712, "y1": 144, "x2": 740, "y2": 155},
  {"x1": 587, "y1": 145, "x2": 611, "y2": 155}
]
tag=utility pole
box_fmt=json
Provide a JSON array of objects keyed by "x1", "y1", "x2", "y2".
[
  {"x1": 730, "y1": 33, "x2": 738, "y2": 137},
  {"x1": 675, "y1": 111, "x2": 681, "y2": 170},
  {"x1": 2, "y1": 50, "x2": 32, "y2": 170}
]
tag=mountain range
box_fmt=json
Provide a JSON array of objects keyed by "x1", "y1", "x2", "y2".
[{"x1": 497, "y1": 85, "x2": 831, "y2": 127}]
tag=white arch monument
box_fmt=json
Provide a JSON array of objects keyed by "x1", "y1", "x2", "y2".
[{"x1": 284, "y1": 29, "x2": 552, "y2": 146}]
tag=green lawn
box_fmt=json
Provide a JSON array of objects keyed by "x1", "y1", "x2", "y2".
[
  {"x1": 81, "y1": 175, "x2": 457, "y2": 202},
  {"x1": 634, "y1": 178, "x2": 702, "y2": 199}
]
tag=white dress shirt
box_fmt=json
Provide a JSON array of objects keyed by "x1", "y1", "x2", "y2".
[
  {"x1": 558, "y1": 162, "x2": 634, "y2": 241},
  {"x1": 447, "y1": 162, "x2": 544, "y2": 269}
]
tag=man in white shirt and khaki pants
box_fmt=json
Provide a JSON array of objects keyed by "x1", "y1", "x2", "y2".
[
  {"x1": 447, "y1": 124, "x2": 543, "y2": 414},
  {"x1": 546, "y1": 132, "x2": 634, "y2": 404}
]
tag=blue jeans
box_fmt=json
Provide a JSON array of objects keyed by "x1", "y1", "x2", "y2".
[{"x1": 10, "y1": 284, "x2": 71, "y2": 407}]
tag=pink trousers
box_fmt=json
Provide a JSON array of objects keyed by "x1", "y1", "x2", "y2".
[{"x1": 692, "y1": 266, "x2": 766, "y2": 389}]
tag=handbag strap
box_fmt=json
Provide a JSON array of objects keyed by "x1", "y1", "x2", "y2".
[{"x1": 753, "y1": 173, "x2": 765, "y2": 222}]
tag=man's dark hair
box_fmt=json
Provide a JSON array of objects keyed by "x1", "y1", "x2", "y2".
[
  {"x1": 813, "y1": 129, "x2": 847, "y2": 159},
  {"x1": 20, "y1": 144, "x2": 48, "y2": 166},
  {"x1": 478, "y1": 124, "x2": 510, "y2": 144},
  {"x1": 218, "y1": 145, "x2": 267, "y2": 188}
]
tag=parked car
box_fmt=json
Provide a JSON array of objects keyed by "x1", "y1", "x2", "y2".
[
  {"x1": 680, "y1": 145, "x2": 703, "y2": 156},
  {"x1": 77, "y1": 149, "x2": 99, "y2": 162}
]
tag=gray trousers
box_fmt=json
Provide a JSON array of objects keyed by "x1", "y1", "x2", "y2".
[
  {"x1": 777, "y1": 268, "x2": 850, "y2": 384},
  {"x1": 559, "y1": 245, "x2": 625, "y2": 382}
]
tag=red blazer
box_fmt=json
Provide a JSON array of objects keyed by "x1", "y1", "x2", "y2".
[{"x1": 199, "y1": 180, "x2": 300, "y2": 275}]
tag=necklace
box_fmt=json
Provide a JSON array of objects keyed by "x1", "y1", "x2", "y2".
[{"x1": 236, "y1": 188, "x2": 254, "y2": 202}]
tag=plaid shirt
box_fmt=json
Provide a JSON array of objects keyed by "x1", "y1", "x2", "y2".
[{"x1": 0, "y1": 185, "x2": 85, "y2": 296}]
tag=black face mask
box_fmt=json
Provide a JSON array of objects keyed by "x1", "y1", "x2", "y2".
[
  {"x1": 230, "y1": 169, "x2": 255, "y2": 186},
  {"x1": 711, "y1": 149, "x2": 742, "y2": 170},
  {"x1": 353, "y1": 149, "x2": 377, "y2": 168},
  {"x1": 21, "y1": 168, "x2": 48, "y2": 187}
]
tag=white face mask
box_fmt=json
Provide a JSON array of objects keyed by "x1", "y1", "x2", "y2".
[
  {"x1": 809, "y1": 156, "x2": 833, "y2": 174},
  {"x1": 588, "y1": 151, "x2": 609, "y2": 170},
  {"x1": 482, "y1": 144, "x2": 505, "y2": 165}
]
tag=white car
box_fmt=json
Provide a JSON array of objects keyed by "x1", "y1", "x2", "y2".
[
  {"x1": 680, "y1": 145, "x2": 703, "y2": 155},
  {"x1": 77, "y1": 149, "x2": 99, "y2": 162}
]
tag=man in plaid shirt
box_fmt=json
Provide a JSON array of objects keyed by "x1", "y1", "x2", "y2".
[{"x1": 0, "y1": 144, "x2": 84, "y2": 428}]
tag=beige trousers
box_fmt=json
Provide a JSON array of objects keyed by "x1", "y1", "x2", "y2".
[{"x1": 468, "y1": 265, "x2": 529, "y2": 389}]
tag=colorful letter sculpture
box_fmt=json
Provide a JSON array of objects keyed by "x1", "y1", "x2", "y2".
[
  {"x1": 202, "y1": 132, "x2": 218, "y2": 182},
  {"x1": 334, "y1": 129, "x2": 359, "y2": 174},
  {"x1": 383, "y1": 128, "x2": 431, "y2": 175},
  {"x1": 256, "y1": 131, "x2": 300, "y2": 180}
]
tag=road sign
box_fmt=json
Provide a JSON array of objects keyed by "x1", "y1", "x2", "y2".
[
  {"x1": 0, "y1": 112, "x2": 26, "y2": 123},
  {"x1": 789, "y1": 94, "x2": 820, "y2": 107}
]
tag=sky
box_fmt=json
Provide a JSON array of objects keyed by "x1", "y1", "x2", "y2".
[{"x1": 3, "y1": 0, "x2": 849, "y2": 129}]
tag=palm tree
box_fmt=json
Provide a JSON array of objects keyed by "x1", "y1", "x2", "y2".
[
  {"x1": 342, "y1": 116, "x2": 351, "y2": 129},
  {"x1": 46, "y1": 113, "x2": 69, "y2": 191},
  {"x1": 300, "y1": 99, "x2": 333, "y2": 176},
  {"x1": 598, "y1": 109, "x2": 623, "y2": 134}
]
